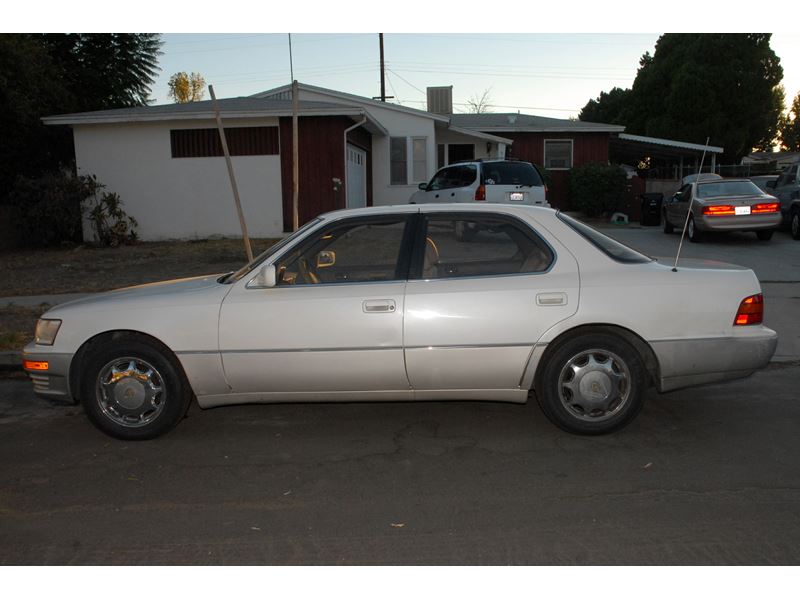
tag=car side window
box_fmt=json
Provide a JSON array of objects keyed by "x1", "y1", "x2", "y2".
[
  {"x1": 275, "y1": 216, "x2": 410, "y2": 285},
  {"x1": 427, "y1": 165, "x2": 477, "y2": 191},
  {"x1": 415, "y1": 214, "x2": 553, "y2": 280}
]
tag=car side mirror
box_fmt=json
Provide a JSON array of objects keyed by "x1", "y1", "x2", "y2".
[
  {"x1": 250, "y1": 264, "x2": 277, "y2": 288},
  {"x1": 418, "y1": 182, "x2": 428, "y2": 191},
  {"x1": 316, "y1": 250, "x2": 336, "y2": 269},
  {"x1": 765, "y1": 180, "x2": 776, "y2": 189}
]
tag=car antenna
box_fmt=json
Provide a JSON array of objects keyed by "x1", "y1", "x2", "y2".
[{"x1": 672, "y1": 137, "x2": 711, "y2": 272}]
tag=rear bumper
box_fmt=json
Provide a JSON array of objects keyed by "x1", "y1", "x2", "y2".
[
  {"x1": 651, "y1": 327, "x2": 777, "y2": 392},
  {"x1": 697, "y1": 213, "x2": 782, "y2": 231},
  {"x1": 22, "y1": 343, "x2": 74, "y2": 401}
]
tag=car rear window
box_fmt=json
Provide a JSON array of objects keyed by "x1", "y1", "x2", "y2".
[
  {"x1": 697, "y1": 181, "x2": 762, "y2": 198},
  {"x1": 557, "y1": 213, "x2": 653, "y2": 264},
  {"x1": 482, "y1": 162, "x2": 543, "y2": 187}
]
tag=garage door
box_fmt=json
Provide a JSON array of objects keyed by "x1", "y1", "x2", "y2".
[{"x1": 346, "y1": 144, "x2": 367, "y2": 209}]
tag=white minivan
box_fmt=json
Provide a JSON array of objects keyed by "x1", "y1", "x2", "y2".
[{"x1": 410, "y1": 159, "x2": 549, "y2": 207}]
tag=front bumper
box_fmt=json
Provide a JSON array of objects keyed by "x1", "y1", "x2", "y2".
[
  {"x1": 23, "y1": 343, "x2": 74, "y2": 401},
  {"x1": 651, "y1": 326, "x2": 778, "y2": 393}
]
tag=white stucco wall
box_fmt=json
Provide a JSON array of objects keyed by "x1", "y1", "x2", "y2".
[
  {"x1": 73, "y1": 118, "x2": 284, "y2": 241},
  {"x1": 296, "y1": 90, "x2": 438, "y2": 206}
]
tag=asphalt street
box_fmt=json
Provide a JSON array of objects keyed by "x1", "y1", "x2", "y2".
[{"x1": 1, "y1": 224, "x2": 798, "y2": 565}]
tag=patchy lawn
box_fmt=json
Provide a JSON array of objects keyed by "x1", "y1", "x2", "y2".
[
  {"x1": 0, "y1": 304, "x2": 51, "y2": 352},
  {"x1": 0, "y1": 238, "x2": 279, "y2": 297}
]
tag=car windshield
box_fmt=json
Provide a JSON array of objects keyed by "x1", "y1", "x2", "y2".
[
  {"x1": 224, "y1": 218, "x2": 323, "y2": 283},
  {"x1": 482, "y1": 162, "x2": 543, "y2": 187},
  {"x1": 697, "y1": 180, "x2": 762, "y2": 198},
  {"x1": 557, "y1": 212, "x2": 653, "y2": 264}
]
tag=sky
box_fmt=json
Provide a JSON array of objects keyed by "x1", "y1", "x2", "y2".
[{"x1": 150, "y1": 33, "x2": 800, "y2": 121}]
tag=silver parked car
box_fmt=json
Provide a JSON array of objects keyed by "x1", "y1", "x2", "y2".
[
  {"x1": 662, "y1": 178, "x2": 782, "y2": 242},
  {"x1": 24, "y1": 204, "x2": 776, "y2": 439}
]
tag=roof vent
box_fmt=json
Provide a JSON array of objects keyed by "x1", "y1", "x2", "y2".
[{"x1": 427, "y1": 86, "x2": 453, "y2": 115}]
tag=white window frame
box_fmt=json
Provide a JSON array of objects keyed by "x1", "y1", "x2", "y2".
[
  {"x1": 389, "y1": 136, "x2": 428, "y2": 186},
  {"x1": 543, "y1": 139, "x2": 574, "y2": 171}
]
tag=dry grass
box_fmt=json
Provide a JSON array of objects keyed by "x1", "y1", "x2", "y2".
[
  {"x1": 0, "y1": 304, "x2": 51, "y2": 352},
  {"x1": 0, "y1": 238, "x2": 279, "y2": 297}
]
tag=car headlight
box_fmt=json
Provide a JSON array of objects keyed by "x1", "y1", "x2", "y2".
[{"x1": 34, "y1": 319, "x2": 61, "y2": 346}]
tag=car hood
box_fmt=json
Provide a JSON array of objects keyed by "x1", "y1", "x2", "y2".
[{"x1": 46, "y1": 274, "x2": 228, "y2": 315}]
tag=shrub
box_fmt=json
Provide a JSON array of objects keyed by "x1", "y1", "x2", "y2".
[
  {"x1": 7, "y1": 171, "x2": 97, "y2": 246},
  {"x1": 85, "y1": 190, "x2": 138, "y2": 247},
  {"x1": 569, "y1": 163, "x2": 628, "y2": 217}
]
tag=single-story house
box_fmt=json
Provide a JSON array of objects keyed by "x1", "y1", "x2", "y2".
[{"x1": 44, "y1": 81, "x2": 725, "y2": 240}]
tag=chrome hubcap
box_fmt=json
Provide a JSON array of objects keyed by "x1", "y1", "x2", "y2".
[
  {"x1": 558, "y1": 349, "x2": 631, "y2": 423},
  {"x1": 96, "y1": 357, "x2": 165, "y2": 428},
  {"x1": 688, "y1": 219, "x2": 695, "y2": 237}
]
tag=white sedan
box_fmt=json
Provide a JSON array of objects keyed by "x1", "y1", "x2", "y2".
[{"x1": 24, "y1": 204, "x2": 777, "y2": 439}]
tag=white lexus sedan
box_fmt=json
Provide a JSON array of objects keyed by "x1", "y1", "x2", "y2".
[{"x1": 23, "y1": 204, "x2": 777, "y2": 439}]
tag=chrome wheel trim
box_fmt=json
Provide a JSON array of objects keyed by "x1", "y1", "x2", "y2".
[
  {"x1": 688, "y1": 217, "x2": 695, "y2": 238},
  {"x1": 96, "y1": 356, "x2": 166, "y2": 428},
  {"x1": 557, "y1": 349, "x2": 631, "y2": 423},
  {"x1": 792, "y1": 213, "x2": 799, "y2": 238}
]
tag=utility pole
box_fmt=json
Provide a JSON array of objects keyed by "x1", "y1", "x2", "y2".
[
  {"x1": 208, "y1": 84, "x2": 253, "y2": 262},
  {"x1": 379, "y1": 33, "x2": 386, "y2": 102},
  {"x1": 289, "y1": 34, "x2": 299, "y2": 231}
]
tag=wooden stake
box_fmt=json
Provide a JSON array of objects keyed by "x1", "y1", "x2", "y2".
[
  {"x1": 209, "y1": 85, "x2": 253, "y2": 262},
  {"x1": 291, "y1": 79, "x2": 300, "y2": 231}
]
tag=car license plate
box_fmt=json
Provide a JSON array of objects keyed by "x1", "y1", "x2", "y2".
[
  {"x1": 735, "y1": 206, "x2": 751, "y2": 215},
  {"x1": 509, "y1": 192, "x2": 525, "y2": 202}
]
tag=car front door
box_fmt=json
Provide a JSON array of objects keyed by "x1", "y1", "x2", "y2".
[
  {"x1": 402, "y1": 211, "x2": 579, "y2": 395},
  {"x1": 218, "y1": 214, "x2": 416, "y2": 399},
  {"x1": 667, "y1": 184, "x2": 692, "y2": 226}
]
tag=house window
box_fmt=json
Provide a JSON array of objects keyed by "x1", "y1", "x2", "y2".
[
  {"x1": 412, "y1": 138, "x2": 427, "y2": 183},
  {"x1": 437, "y1": 144, "x2": 446, "y2": 169},
  {"x1": 170, "y1": 126, "x2": 279, "y2": 158},
  {"x1": 544, "y1": 139, "x2": 573, "y2": 170},
  {"x1": 390, "y1": 137, "x2": 408, "y2": 185},
  {"x1": 447, "y1": 144, "x2": 475, "y2": 164}
]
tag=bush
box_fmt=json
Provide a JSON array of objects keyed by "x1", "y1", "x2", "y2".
[
  {"x1": 85, "y1": 190, "x2": 138, "y2": 247},
  {"x1": 569, "y1": 163, "x2": 628, "y2": 217},
  {"x1": 7, "y1": 171, "x2": 97, "y2": 246}
]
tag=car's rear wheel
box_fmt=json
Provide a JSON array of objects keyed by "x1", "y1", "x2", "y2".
[
  {"x1": 535, "y1": 333, "x2": 646, "y2": 435},
  {"x1": 662, "y1": 211, "x2": 674, "y2": 234},
  {"x1": 756, "y1": 229, "x2": 774, "y2": 241},
  {"x1": 80, "y1": 334, "x2": 192, "y2": 440},
  {"x1": 688, "y1": 215, "x2": 703, "y2": 243},
  {"x1": 791, "y1": 210, "x2": 800, "y2": 240}
]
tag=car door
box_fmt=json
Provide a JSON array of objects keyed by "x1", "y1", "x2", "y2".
[
  {"x1": 218, "y1": 213, "x2": 416, "y2": 398},
  {"x1": 415, "y1": 165, "x2": 477, "y2": 203},
  {"x1": 667, "y1": 184, "x2": 692, "y2": 225},
  {"x1": 403, "y1": 210, "x2": 579, "y2": 394},
  {"x1": 774, "y1": 164, "x2": 799, "y2": 217}
]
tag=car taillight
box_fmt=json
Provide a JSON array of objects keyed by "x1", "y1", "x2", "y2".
[
  {"x1": 703, "y1": 205, "x2": 735, "y2": 216},
  {"x1": 475, "y1": 184, "x2": 486, "y2": 201},
  {"x1": 752, "y1": 202, "x2": 780, "y2": 214},
  {"x1": 734, "y1": 294, "x2": 763, "y2": 326}
]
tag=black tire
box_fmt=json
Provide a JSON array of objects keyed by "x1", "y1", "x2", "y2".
[
  {"x1": 756, "y1": 229, "x2": 774, "y2": 241},
  {"x1": 662, "y1": 211, "x2": 674, "y2": 234},
  {"x1": 80, "y1": 333, "x2": 193, "y2": 440},
  {"x1": 535, "y1": 332, "x2": 646, "y2": 435},
  {"x1": 791, "y1": 210, "x2": 800, "y2": 241},
  {"x1": 687, "y1": 215, "x2": 703, "y2": 243}
]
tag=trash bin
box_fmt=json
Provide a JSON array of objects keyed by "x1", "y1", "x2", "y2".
[{"x1": 639, "y1": 193, "x2": 664, "y2": 226}]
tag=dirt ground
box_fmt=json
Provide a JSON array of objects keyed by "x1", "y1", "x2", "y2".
[{"x1": 0, "y1": 238, "x2": 278, "y2": 353}]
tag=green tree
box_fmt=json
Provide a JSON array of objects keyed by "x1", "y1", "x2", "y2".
[
  {"x1": 168, "y1": 72, "x2": 206, "y2": 103},
  {"x1": 579, "y1": 87, "x2": 632, "y2": 124},
  {"x1": 779, "y1": 91, "x2": 800, "y2": 151},
  {"x1": 0, "y1": 34, "x2": 162, "y2": 204},
  {"x1": 579, "y1": 34, "x2": 784, "y2": 162}
]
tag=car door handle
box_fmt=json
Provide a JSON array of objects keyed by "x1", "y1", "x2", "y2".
[
  {"x1": 536, "y1": 292, "x2": 567, "y2": 306},
  {"x1": 363, "y1": 299, "x2": 396, "y2": 313}
]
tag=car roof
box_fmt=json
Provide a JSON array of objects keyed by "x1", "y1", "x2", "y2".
[{"x1": 318, "y1": 202, "x2": 555, "y2": 221}]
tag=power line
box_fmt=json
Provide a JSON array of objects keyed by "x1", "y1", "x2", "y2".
[{"x1": 385, "y1": 68, "x2": 426, "y2": 95}]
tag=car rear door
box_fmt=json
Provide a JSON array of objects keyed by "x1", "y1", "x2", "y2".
[{"x1": 403, "y1": 210, "x2": 579, "y2": 394}]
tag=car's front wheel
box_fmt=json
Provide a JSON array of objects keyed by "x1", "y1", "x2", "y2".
[
  {"x1": 662, "y1": 211, "x2": 674, "y2": 234},
  {"x1": 535, "y1": 332, "x2": 646, "y2": 435},
  {"x1": 80, "y1": 334, "x2": 193, "y2": 440}
]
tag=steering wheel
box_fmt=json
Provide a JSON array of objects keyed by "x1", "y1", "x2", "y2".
[{"x1": 297, "y1": 257, "x2": 321, "y2": 284}]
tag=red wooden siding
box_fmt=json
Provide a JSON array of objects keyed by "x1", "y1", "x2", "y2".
[
  {"x1": 170, "y1": 126, "x2": 279, "y2": 158},
  {"x1": 280, "y1": 116, "x2": 367, "y2": 231},
  {"x1": 503, "y1": 132, "x2": 612, "y2": 209}
]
